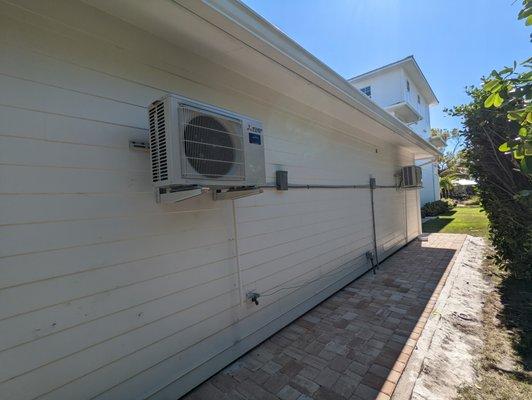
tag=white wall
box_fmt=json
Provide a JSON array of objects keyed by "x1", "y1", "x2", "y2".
[
  {"x1": 0, "y1": 1, "x2": 422, "y2": 399},
  {"x1": 405, "y1": 75, "x2": 437, "y2": 204},
  {"x1": 352, "y1": 67, "x2": 432, "y2": 140},
  {"x1": 419, "y1": 161, "x2": 441, "y2": 205},
  {"x1": 351, "y1": 68, "x2": 404, "y2": 108},
  {"x1": 405, "y1": 75, "x2": 431, "y2": 140},
  {"x1": 352, "y1": 66, "x2": 439, "y2": 205}
]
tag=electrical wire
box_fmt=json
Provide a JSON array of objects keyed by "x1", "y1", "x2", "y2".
[{"x1": 259, "y1": 252, "x2": 369, "y2": 297}]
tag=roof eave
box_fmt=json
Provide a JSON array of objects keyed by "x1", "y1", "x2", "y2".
[
  {"x1": 182, "y1": 0, "x2": 441, "y2": 157},
  {"x1": 348, "y1": 56, "x2": 414, "y2": 82},
  {"x1": 84, "y1": 0, "x2": 440, "y2": 158}
]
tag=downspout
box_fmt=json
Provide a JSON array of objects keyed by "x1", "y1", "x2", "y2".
[
  {"x1": 433, "y1": 163, "x2": 439, "y2": 200},
  {"x1": 369, "y1": 177, "x2": 379, "y2": 273},
  {"x1": 404, "y1": 189, "x2": 408, "y2": 244}
]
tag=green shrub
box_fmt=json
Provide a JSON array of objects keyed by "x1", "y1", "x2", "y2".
[
  {"x1": 449, "y1": 87, "x2": 532, "y2": 279},
  {"x1": 441, "y1": 198, "x2": 458, "y2": 207},
  {"x1": 421, "y1": 199, "x2": 454, "y2": 217},
  {"x1": 462, "y1": 195, "x2": 480, "y2": 206}
]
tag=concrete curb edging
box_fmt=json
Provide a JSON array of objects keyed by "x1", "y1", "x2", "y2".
[{"x1": 376, "y1": 235, "x2": 471, "y2": 400}]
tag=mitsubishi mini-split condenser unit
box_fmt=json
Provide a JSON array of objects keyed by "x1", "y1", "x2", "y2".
[
  {"x1": 148, "y1": 94, "x2": 266, "y2": 194},
  {"x1": 401, "y1": 165, "x2": 422, "y2": 188}
]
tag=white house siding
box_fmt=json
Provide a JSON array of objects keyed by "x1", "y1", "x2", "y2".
[
  {"x1": 419, "y1": 161, "x2": 441, "y2": 205},
  {"x1": 0, "y1": 1, "x2": 422, "y2": 399},
  {"x1": 353, "y1": 68, "x2": 431, "y2": 141},
  {"x1": 351, "y1": 69, "x2": 404, "y2": 109},
  {"x1": 405, "y1": 76, "x2": 431, "y2": 140},
  {"x1": 409, "y1": 78, "x2": 438, "y2": 205},
  {"x1": 352, "y1": 66, "x2": 439, "y2": 205}
]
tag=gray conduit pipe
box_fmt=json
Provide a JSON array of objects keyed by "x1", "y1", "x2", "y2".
[
  {"x1": 263, "y1": 178, "x2": 385, "y2": 275},
  {"x1": 369, "y1": 177, "x2": 380, "y2": 274},
  {"x1": 260, "y1": 184, "x2": 399, "y2": 189},
  {"x1": 252, "y1": 178, "x2": 409, "y2": 278},
  {"x1": 261, "y1": 177, "x2": 399, "y2": 275}
]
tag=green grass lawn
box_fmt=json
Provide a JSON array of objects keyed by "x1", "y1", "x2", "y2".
[{"x1": 422, "y1": 206, "x2": 489, "y2": 237}]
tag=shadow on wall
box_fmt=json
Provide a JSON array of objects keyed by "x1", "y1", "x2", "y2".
[{"x1": 183, "y1": 239, "x2": 459, "y2": 399}]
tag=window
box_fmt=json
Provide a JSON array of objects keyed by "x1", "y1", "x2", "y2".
[
  {"x1": 360, "y1": 86, "x2": 371, "y2": 97},
  {"x1": 417, "y1": 94, "x2": 420, "y2": 104},
  {"x1": 406, "y1": 80, "x2": 410, "y2": 92}
]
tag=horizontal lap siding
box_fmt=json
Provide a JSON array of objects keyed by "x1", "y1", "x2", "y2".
[
  {"x1": 406, "y1": 189, "x2": 422, "y2": 241},
  {"x1": 0, "y1": 1, "x2": 421, "y2": 399},
  {"x1": 375, "y1": 189, "x2": 408, "y2": 260}
]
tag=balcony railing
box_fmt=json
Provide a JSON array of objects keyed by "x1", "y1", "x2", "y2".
[{"x1": 385, "y1": 101, "x2": 423, "y2": 125}]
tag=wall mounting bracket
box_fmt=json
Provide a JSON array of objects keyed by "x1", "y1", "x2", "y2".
[
  {"x1": 155, "y1": 186, "x2": 207, "y2": 203},
  {"x1": 213, "y1": 187, "x2": 263, "y2": 201},
  {"x1": 129, "y1": 140, "x2": 150, "y2": 152}
]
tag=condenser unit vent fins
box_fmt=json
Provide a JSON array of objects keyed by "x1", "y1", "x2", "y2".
[
  {"x1": 179, "y1": 106, "x2": 245, "y2": 180},
  {"x1": 401, "y1": 165, "x2": 422, "y2": 187},
  {"x1": 149, "y1": 102, "x2": 168, "y2": 182}
]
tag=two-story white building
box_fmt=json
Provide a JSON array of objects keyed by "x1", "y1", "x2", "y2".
[{"x1": 349, "y1": 56, "x2": 444, "y2": 205}]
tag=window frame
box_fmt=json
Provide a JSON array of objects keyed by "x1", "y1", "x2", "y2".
[{"x1": 360, "y1": 85, "x2": 372, "y2": 98}]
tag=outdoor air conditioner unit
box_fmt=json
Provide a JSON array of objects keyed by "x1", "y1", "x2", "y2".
[
  {"x1": 149, "y1": 94, "x2": 266, "y2": 194},
  {"x1": 401, "y1": 165, "x2": 422, "y2": 187}
]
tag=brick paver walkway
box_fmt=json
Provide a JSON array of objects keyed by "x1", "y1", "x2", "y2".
[{"x1": 183, "y1": 234, "x2": 466, "y2": 400}]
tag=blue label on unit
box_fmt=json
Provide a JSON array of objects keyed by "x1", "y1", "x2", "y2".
[{"x1": 249, "y1": 132, "x2": 261, "y2": 145}]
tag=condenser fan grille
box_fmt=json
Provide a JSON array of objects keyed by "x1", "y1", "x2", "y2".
[{"x1": 179, "y1": 106, "x2": 244, "y2": 180}]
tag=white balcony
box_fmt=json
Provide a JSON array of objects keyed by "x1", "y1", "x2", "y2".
[
  {"x1": 386, "y1": 101, "x2": 423, "y2": 125},
  {"x1": 429, "y1": 134, "x2": 447, "y2": 149}
]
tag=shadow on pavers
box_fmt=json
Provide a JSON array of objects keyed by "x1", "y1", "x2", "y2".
[{"x1": 183, "y1": 239, "x2": 460, "y2": 400}]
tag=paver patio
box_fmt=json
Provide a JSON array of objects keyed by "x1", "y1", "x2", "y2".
[{"x1": 182, "y1": 233, "x2": 466, "y2": 400}]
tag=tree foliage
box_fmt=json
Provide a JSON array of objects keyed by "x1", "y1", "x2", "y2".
[
  {"x1": 439, "y1": 175, "x2": 454, "y2": 198},
  {"x1": 483, "y1": 61, "x2": 532, "y2": 175},
  {"x1": 430, "y1": 128, "x2": 468, "y2": 197},
  {"x1": 482, "y1": 0, "x2": 532, "y2": 175},
  {"x1": 448, "y1": 0, "x2": 532, "y2": 279},
  {"x1": 430, "y1": 128, "x2": 467, "y2": 178},
  {"x1": 449, "y1": 87, "x2": 532, "y2": 278}
]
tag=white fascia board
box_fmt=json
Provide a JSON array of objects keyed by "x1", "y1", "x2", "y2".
[
  {"x1": 84, "y1": 0, "x2": 440, "y2": 157},
  {"x1": 175, "y1": 0, "x2": 440, "y2": 157}
]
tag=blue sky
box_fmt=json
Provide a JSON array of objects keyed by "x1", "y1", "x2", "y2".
[{"x1": 241, "y1": 0, "x2": 529, "y2": 132}]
